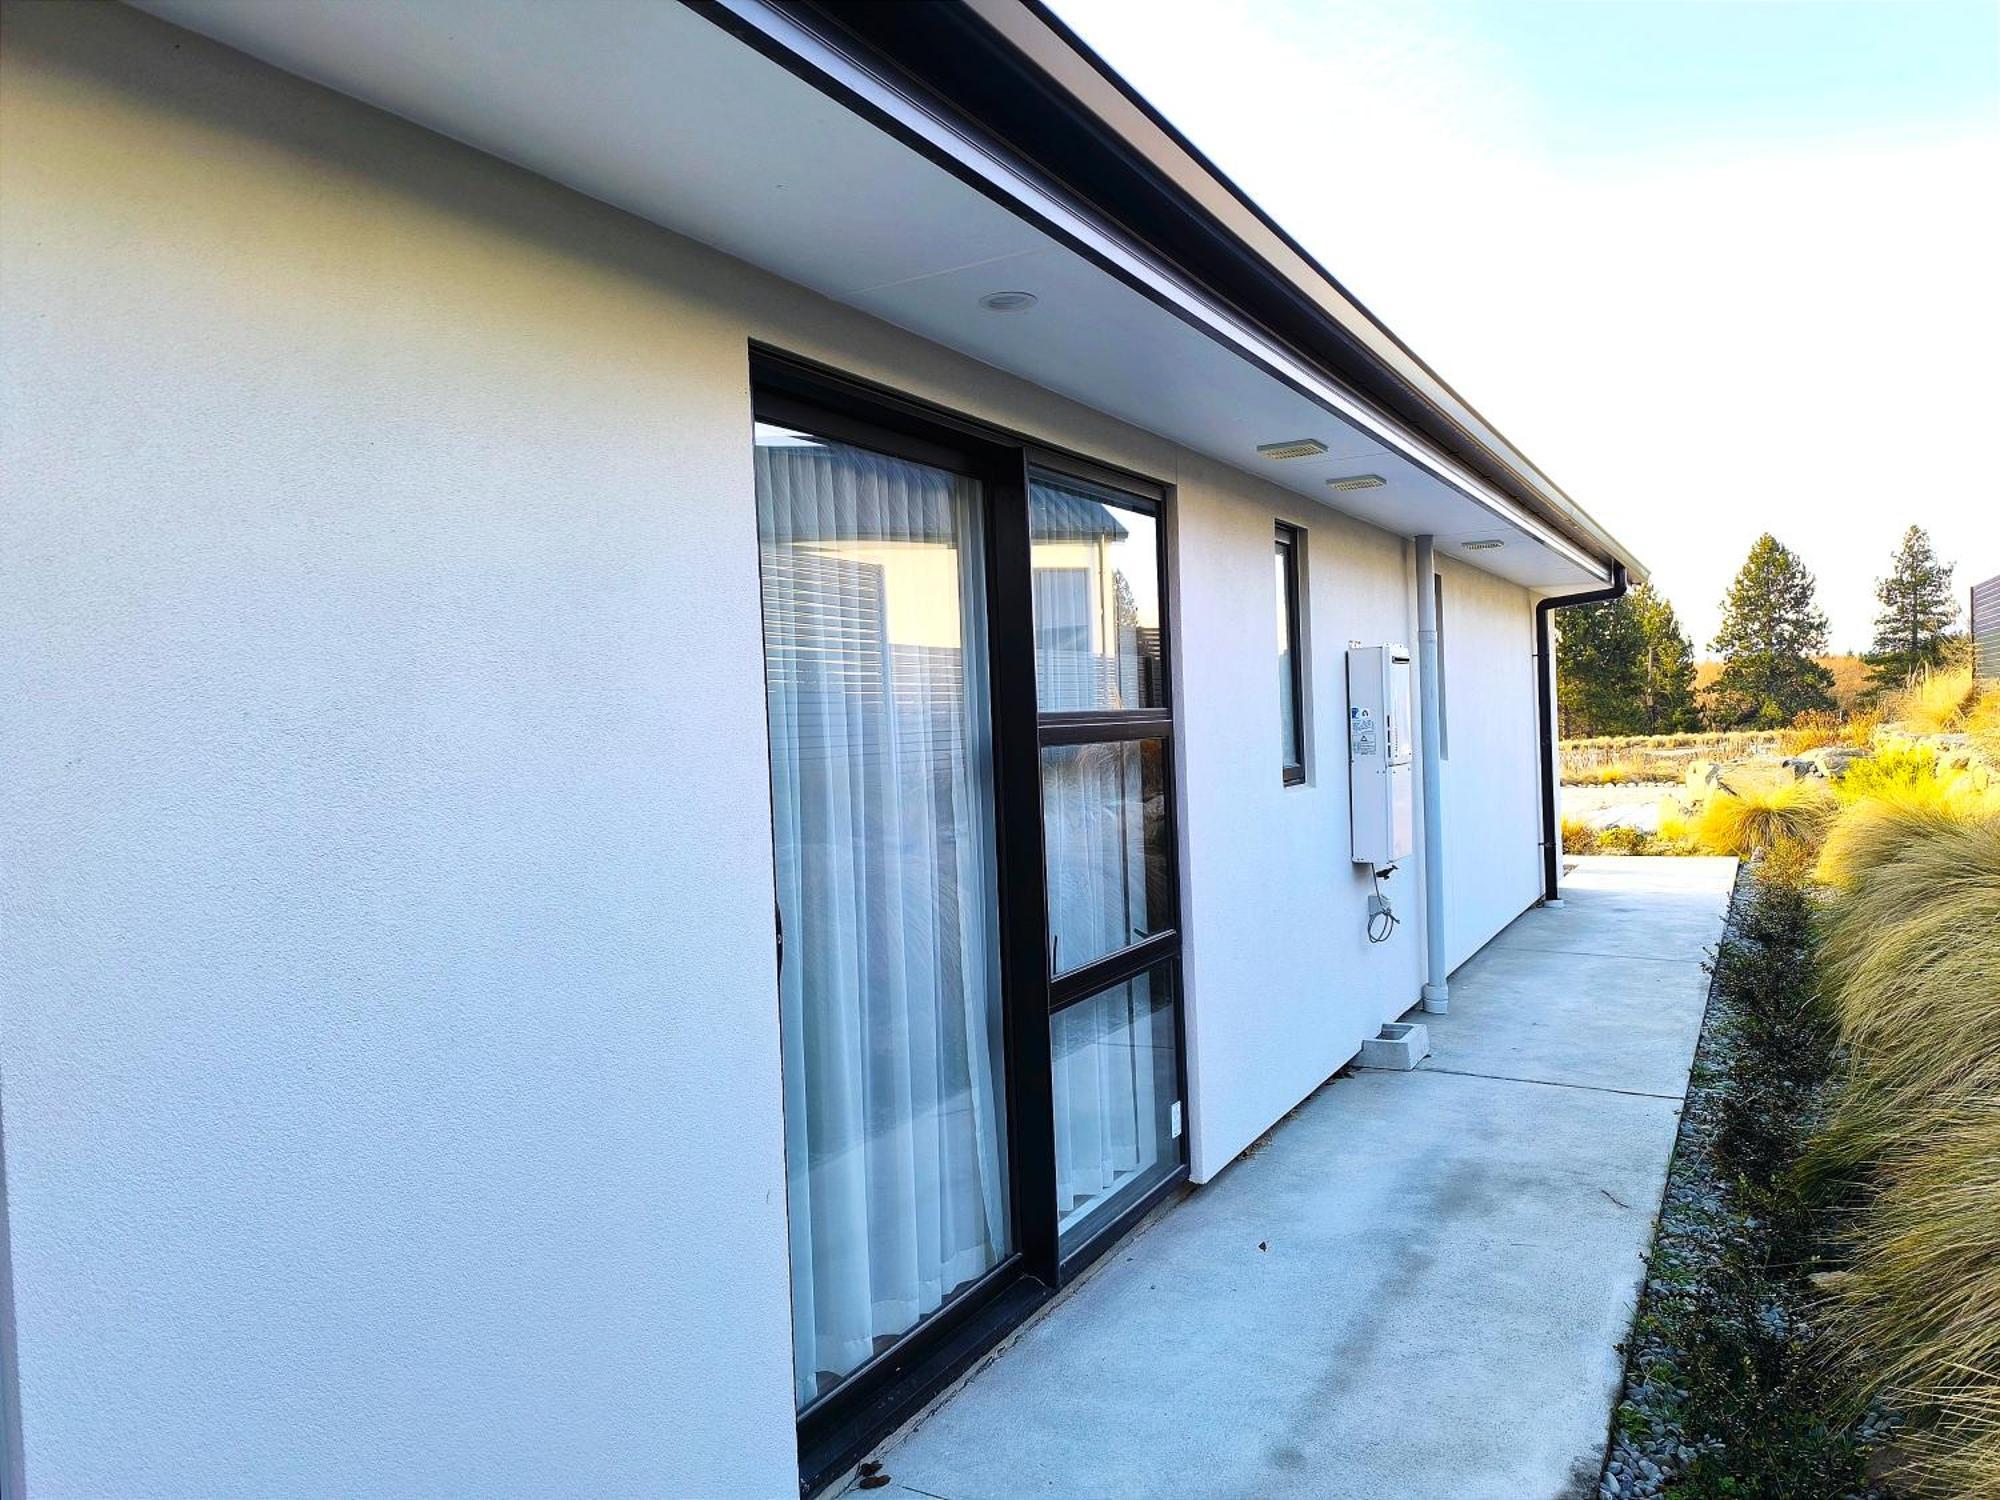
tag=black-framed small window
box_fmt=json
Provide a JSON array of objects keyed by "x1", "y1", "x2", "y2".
[
  {"x1": 1434, "y1": 571, "x2": 1449, "y2": 760},
  {"x1": 1275, "y1": 523, "x2": 1306, "y2": 784}
]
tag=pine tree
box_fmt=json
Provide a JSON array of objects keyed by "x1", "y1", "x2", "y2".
[
  {"x1": 1555, "y1": 582, "x2": 1702, "y2": 737},
  {"x1": 1629, "y1": 582, "x2": 1701, "y2": 732},
  {"x1": 1864, "y1": 525, "x2": 1957, "y2": 690},
  {"x1": 1555, "y1": 593, "x2": 1647, "y2": 737},
  {"x1": 1708, "y1": 534, "x2": 1835, "y2": 727}
]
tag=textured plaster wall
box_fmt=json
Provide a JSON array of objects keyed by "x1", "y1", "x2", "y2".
[
  {"x1": 1436, "y1": 558, "x2": 1545, "y2": 969},
  {"x1": 1170, "y1": 486, "x2": 1424, "y2": 1175},
  {"x1": 0, "y1": 5, "x2": 799, "y2": 1495},
  {"x1": 2, "y1": 3, "x2": 1545, "y2": 1491}
]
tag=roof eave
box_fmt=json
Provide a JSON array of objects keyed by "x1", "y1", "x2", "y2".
[{"x1": 764, "y1": 0, "x2": 1646, "y2": 585}]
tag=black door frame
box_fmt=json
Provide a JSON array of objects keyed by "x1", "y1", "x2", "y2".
[{"x1": 750, "y1": 348, "x2": 1189, "y2": 1496}]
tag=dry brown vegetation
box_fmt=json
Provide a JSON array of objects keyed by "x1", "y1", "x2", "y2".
[{"x1": 1695, "y1": 653, "x2": 1872, "y2": 715}]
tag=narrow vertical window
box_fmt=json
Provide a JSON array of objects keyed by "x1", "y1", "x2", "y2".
[
  {"x1": 1434, "y1": 571, "x2": 1449, "y2": 760},
  {"x1": 1030, "y1": 468, "x2": 1185, "y2": 1260},
  {"x1": 1275, "y1": 523, "x2": 1306, "y2": 784}
]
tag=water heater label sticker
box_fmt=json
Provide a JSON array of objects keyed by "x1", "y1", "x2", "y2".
[{"x1": 1350, "y1": 707, "x2": 1377, "y2": 757}]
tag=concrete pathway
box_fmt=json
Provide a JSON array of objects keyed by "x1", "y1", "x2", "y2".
[{"x1": 849, "y1": 856, "x2": 1738, "y2": 1500}]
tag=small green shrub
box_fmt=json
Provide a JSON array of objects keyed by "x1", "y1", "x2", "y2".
[
  {"x1": 1709, "y1": 879, "x2": 1834, "y2": 1179},
  {"x1": 1596, "y1": 824, "x2": 1654, "y2": 855},
  {"x1": 1834, "y1": 742, "x2": 1944, "y2": 804},
  {"x1": 1653, "y1": 873, "x2": 1868, "y2": 1498}
]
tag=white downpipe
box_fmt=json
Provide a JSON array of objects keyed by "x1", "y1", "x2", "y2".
[{"x1": 1415, "y1": 535, "x2": 1449, "y2": 1013}]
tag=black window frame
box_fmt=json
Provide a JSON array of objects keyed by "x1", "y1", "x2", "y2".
[
  {"x1": 1026, "y1": 460, "x2": 1186, "y2": 1274},
  {"x1": 1276, "y1": 522, "x2": 1307, "y2": 785},
  {"x1": 750, "y1": 347, "x2": 1188, "y2": 1497}
]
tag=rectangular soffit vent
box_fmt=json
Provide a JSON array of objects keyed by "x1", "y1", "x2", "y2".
[
  {"x1": 1327, "y1": 474, "x2": 1387, "y2": 492},
  {"x1": 1256, "y1": 438, "x2": 1329, "y2": 460}
]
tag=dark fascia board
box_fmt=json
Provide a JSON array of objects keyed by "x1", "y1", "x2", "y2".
[
  {"x1": 989, "y1": 0, "x2": 1584, "y2": 504},
  {"x1": 758, "y1": 0, "x2": 1645, "y2": 583}
]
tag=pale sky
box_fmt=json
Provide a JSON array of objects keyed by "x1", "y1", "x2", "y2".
[{"x1": 1052, "y1": 0, "x2": 2000, "y2": 654}]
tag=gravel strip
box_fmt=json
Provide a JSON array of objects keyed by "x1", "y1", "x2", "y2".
[{"x1": 1594, "y1": 866, "x2": 1895, "y2": 1500}]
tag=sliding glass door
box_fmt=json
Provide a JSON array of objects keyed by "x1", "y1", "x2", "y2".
[
  {"x1": 751, "y1": 360, "x2": 1187, "y2": 1487},
  {"x1": 754, "y1": 419, "x2": 1012, "y2": 1409}
]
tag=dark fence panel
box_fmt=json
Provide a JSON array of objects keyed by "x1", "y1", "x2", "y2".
[{"x1": 1974, "y1": 574, "x2": 2000, "y2": 682}]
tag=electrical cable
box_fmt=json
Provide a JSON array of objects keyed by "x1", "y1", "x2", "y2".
[{"x1": 1367, "y1": 863, "x2": 1400, "y2": 944}]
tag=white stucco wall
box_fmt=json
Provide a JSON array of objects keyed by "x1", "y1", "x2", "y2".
[
  {"x1": 0, "y1": 6, "x2": 800, "y2": 1496},
  {"x1": 2, "y1": 5, "x2": 1546, "y2": 1493},
  {"x1": 1436, "y1": 557, "x2": 1546, "y2": 970},
  {"x1": 1171, "y1": 491, "x2": 1428, "y2": 1173}
]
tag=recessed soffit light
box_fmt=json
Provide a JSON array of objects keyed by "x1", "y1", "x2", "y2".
[
  {"x1": 1461, "y1": 538, "x2": 1506, "y2": 550},
  {"x1": 978, "y1": 290, "x2": 1038, "y2": 312},
  {"x1": 1256, "y1": 438, "x2": 1329, "y2": 460},
  {"x1": 1326, "y1": 473, "x2": 1386, "y2": 492}
]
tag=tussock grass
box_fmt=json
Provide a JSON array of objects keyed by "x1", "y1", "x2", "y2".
[
  {"x1": 1804, "y1": 776, "x2": 2000, "y2": 1495},
  {"x1": 1818, "y1": 782, "x2": 2000, "y2": 888},
  {"x1": 1779, "y1": 710, "x2": 1876, "y2": 756},
  {"x1": 1905, "y1": 1385, "x2": 2000, "y2": 1500},
  {"x1": 1562, "y1": 729, "x2": 1780, "y2": 752},
  {"x1": 1689, "y1": 780, "x2": 1834, "y2": 860},
  {"x1": 1829, "y1": 1110, "x2": 2000, "y2": 1499},
  {"x1": 1969, "y1": 686, "x2": 2000, "y2": 761},
  {"x1": 1892, "y1": 665, "x2": 1979, "y2": 733},
  {"x1": 1566, "y1": 756, "x2": 1684, "y2": 786},
  {"x1": 1808, "y1": 814, "x2": 2000, "y2": 1165},
  {"x1": 1779, "y1": 713, "x2": 1840, "y2": 756},
  {"x1": 1658, "y1": 801, "x2": 1695, "y2": 848},
  {"x1": 1817, "y1": 811, "x2": 2000, "y2": 1055},
  {"x1": 1560, "y1": 811, "x2": 1698, "y2": 858}
]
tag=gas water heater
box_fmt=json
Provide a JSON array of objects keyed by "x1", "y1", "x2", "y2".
[{"x1": 1347, "y1": 644, "x2": 1415, "y2": 866}]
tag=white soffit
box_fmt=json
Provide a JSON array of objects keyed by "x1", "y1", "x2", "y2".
[{"x1": 132, "y1": 0, "x2": 1603, "y2": 588}]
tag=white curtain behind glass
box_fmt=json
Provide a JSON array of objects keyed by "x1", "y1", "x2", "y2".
[
  {"x1": 1053, "y1": 974, "x2": 1166, "y2": 1229},
  {"x1": 1029, "y1": 479, "x2": 1167, "y2": 1235},
  {"x1": 1041, "y1": 742, "x2": 1149, "y2": 974},
  {"x1": 755, "y1": 432, "x2": 1009, "y2": 1409}
]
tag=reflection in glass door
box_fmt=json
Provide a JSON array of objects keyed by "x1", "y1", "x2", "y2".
[
  {"x1": 754, "y1": 421, "x2": 1011, "y2": 1411},
  {"x1": 750, "y1": 366, "x2": 1192, "y2": 1490},
  {"x1": 1030, "y1": 470, "x2": 1186, "y2": 1257}
]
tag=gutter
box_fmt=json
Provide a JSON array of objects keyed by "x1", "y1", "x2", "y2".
[
  {"x1": 967, "y1": 0, "x2": 1649, "y2": 583},
  {"x1": 1534, "y1": 564, "x2": 1629, "y2": 904}
]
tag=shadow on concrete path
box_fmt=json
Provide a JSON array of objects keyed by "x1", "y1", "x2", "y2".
[{"x1": 849, "y1": 856, "x2": 1738, "y2": 1500}]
